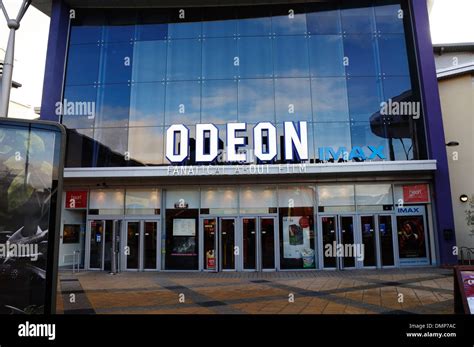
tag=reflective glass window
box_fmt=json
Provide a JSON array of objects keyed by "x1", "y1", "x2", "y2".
[
  {"x1": 343, "y1": 34, "x2": 377, "y2": 76},
  {"x1": 202, "y1": 8, "x2": 238, "y2": 38},
  {"x1": 275, "y1": 78, "x2": 312, "y2": 122},
  {"x1": 65, "y1": 128, "x2": 94, "y2": 167},
  {"x1": 309, "y1": 35, "x2": 345, "y2": 77},
  {"x1": 382, "y1": 76, "x2": 412, "y2": 101},
  {"x1": 341, "y1": 7, "x2": 375, "y2": 34},
  {"x1": 102, "y1": 42, "x2": 133, "y2": 84},
  {"x1": 375, "y1": 5, "x2": 405, "y2": 34},
  {"x1": 164, "y1": 81, "x2": 201, "y2": 125},
  {"x1": 347, "y1": 76, "x2": 383, "y2": 120},
  {"x1": 238, "y1": 79, "x2": 274, "y2": 123},
  {"x1": 378, "y1": 34, "x2": 410, "y2": 76},
  {"x1": 132, "y1": 41, "x2": 167, "y2": 83},
  {"x1": 314, "y1": 122, "x2": 351, "y2": 158},
  {"x1": 70, "y1": 26, "x2": 102, "y2": 45},
  {"x1": 350, "y1": 122, "x2": 388, "y2": 159},
  {"x1": 355, "y1": 184, "x2": 393, "y2": 205},
  {"x1": 104, "y1": 11, "x2": 136, "y2": 43},
  {"x1": 238, "y1": 37, "x2": 273, "y2": 79},
  {"x1": 62, "y1": 85, "x2": 97, "y2": 129},
  {"x1": 128, "y1": 127, "x2": 165, "y2": 165},
  {"x1": 318, "y1": 185, "x2": 355, "y2": 206},
  {"x1": 168, "y1": 8, "x2": 202, "y2": 39},
  {"x1": 136, "y1": 10, "x2": 169, "y2": 41},
  {"x1": 306, "y1": 8, "x2": 342, "y2": 34},
  {"x1": 201, "y1": 80, "x2": 238, "y2": 124},
  {"x1": 166, "y1": 39, "x2": 201, "y2": 81},
  {"x1": 311, "y1": 77, "x2": 349, "y2": 122},
  {"x1": 93, "y1": 127, "x2": 128, "y2": 163},
  {"x1": 271, "y1": 6, "x2": 307, "y2": 35},
  {"x1": 273, "y1": 36, "x2": 309, "y2": 77},
  {"x1": 202, "y1": 37, "x2": 238, "y2": 80},
  {"x1": 130, "y1": 82, "x2": 165, "y2": 127},
  {"x1": 65, "y1": 44, "x2": 101, "y2": 86},
  {"x1": 95, "y1": 84, "x2": 131, "y2": 128}
]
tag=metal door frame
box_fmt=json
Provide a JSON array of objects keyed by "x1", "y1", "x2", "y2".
[{"x1": 357, "y1": 214, "x2": 378, "y2": 269}]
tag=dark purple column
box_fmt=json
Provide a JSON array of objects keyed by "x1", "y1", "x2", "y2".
[
  {"x1": 410, "y1": 0, "x2": 456, "y2": 265},
  {"x1": 40, "y1": 0, "x2": 69, "y2": 122}
]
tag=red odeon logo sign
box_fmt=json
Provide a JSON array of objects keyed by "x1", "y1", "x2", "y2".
[{"x1": 403, "y1": 184, "x2": 429, "y2": 203}]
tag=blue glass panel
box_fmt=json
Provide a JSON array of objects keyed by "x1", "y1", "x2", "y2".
[
  {"x1": 382, "y1": 77, "x2": 412, "y2": 102},
  {"x1": 341, "y1": 6, "x2": 376, "y2": 34},
  {"x1": 375, "y1": 5, "x2": 404, "y2": 33},
  {"x1": 309, "y1": 35, "x2": 345, "y2": 77},
  {"x1": 238, "y1": 79, "x2": 275, "y2": 123},
  {"x1": 378, "y1": 34, "x2": 409, "y2": 76},
  {"x1": 166, "y1": 39, "x2": 202, "y2": 81},
  {"x1": 95, "y1": 84, "x2": 130, "y2": 128},
  {"x1": 350, "y1": 122, "x2": 388, "y2": 160},
  {"x1": 102, "y1": 42, "x2": 133, "y2": 84},
  {"x1": 201, "y1": 80, "x2": 238, "y2": 124},
  {"x1": 104, "y1": 25, "x2": 135, "y2": 43},
  {"x1": 70, "y1": 26, "x2": 102, "y2": 45},
  {"x1": 272, "y1": 6, "x2": 307, "y2": 35},
  {"x1": 132, "y1": 40, "x2": 167, "y2": 82},
  {"x1": 273, "y1": 36, "x2": 309, "y2": 78},
  {"x1": 104, "y1": 10, "x2": 136, "y2": 42},
  {"x1": 136, "y1": 24, "x2": 168, "y2": 41},
  {"x1": 164, "y1": 81, "x2": 201, "y2": 125},
  {"x1": 238, "y1": 6, "x2": 272, "y2": 36},
  {"x1": 347, "y1": 76, "x2": 383, "y2": 121},
  {"x1": 390, "y1": 137, "x2": 414, "y2": 161},
  {"x1": 202, "y1": 37, "x2": 238, "y2": 80},
  {"x1": 66, "y1": 44, "x2": 100, "y2": 86},
  {"x1": 168, "y1": 8, "x2": 202, "y2": 39},
  {"x1": 306, "y1": 9, "x2": 341, "y2": 34},
  {"x1": 311, "y1": 78, "x2": 349, "y2": 122},
  {"x1": 343, "y1": 34, "x2": 377, "y2": 76},
  {"x1": 128, "y1": 127, "x2": 165, "y2": 165},
  {"x1": 314, "y1": 122, "x2": 351, "y2": 158},
  {"x1": 130, "y1": 82, "x2": 165, "y2": 127},
  {"x1": 62, "y1": 85, "x2": 97, "y2": 129},
  {"x1": 238, "y1": 37, "x2": 273, "y2": 78},
  {"x1": 93, "y1": 127, "x2": 128, "y2": 165},
  {"x1": 202, "y1": 8, "x2": 238, "y2": 38},
  {"x1": 275, "y1": 78, "x2": 312, "y2": 122}
]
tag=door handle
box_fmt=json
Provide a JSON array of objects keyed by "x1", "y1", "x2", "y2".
[
  {"x1": 135, "y1": 233, "x2": 139, "y2": 236},
  {"x1": 145, "y1": 233, "x2": 150, "y2": 236}
]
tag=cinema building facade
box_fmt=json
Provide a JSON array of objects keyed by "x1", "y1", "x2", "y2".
[{"x1": 36, "y1": 0, "x2": 457, "y2": 272}]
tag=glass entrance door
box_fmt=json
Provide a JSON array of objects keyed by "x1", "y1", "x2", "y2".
[
  {"x1": 378, "y1": 215, "x2": 395, "y2": 267},
  {"x1": 125, "y1": 220, "x2": 159, "y2": 271},
  {"x1": 126, "y1": 221, "x2": 140, "y2": 270},
  {"x1": 242, "y1": 217, "x2": 276, "y2": 271},
  {"x1": 143, "y1": 221, "x2": 158, "y2": 270},
  {"x1": 360, "y1": 216, "x2": 377, "y2": 268},
  {"x1": 88, "y1": 219, "x2": 121, "y2": 271},
  {"x1": 89, "y1": 220, "x2": 104, "y2": 269},
  {"x1": 320, "y1": 215, "x2": 355, "y2": 269},
  {"x1": 220, "y1": 218, "x2": 236, "y2": 270},
  {"x1": 203, "y1": 218, "x2": 217, "y2": 271}
]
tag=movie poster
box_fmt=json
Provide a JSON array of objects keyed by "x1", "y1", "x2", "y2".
[
  {"x1": 282, "y1": 216, "x2": 311, "y2": 259},
  {"x1": 397, "y1": 215, "x2": 426, "y2": 259},
  {"x1": 461, "y1": 271, "x2": 474, "y2": 314},
  {"x1": 0, "y1": 120, "x2": 64, "y2": 314}
]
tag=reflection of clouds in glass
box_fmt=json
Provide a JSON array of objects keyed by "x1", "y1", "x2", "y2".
[
  {"x1": 96, "y1": 105, "x2": 130, "y2": 128},
  {"x1": 238, "y1": 79, "x2": 275, "y2": 122},
  {"x1": 275, "y1": 78, "x2": 312, "y2": 121},
  {"x1": 128, "y1": 127, "x2": 164, "y2": 164},
  {"x1": 202, "y1": 81, "x2": 237, "y2": 123},
  {"x1": 312, "y1": 78, "x2": 349, "y2": 122},
  {"x1": 271, "y1": 15, "x2": 307, "y2": 35}
]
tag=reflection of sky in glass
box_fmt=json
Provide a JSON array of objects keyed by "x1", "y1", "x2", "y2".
[
  {"x1": 96, "y1": 84, "x2": 131, "y2": 128},
  {"x1": 275, "y1": 78, "x2": 312, "y2": 122},
  {"x1": 70, "y1": 26, "x2": 102, "y2": 44},
  {"x1": 347, "y1": 76, "x2": 382, "y2": 120},
  {"x1": 382, "y1": 77, "x2": 412, "y2": 101},
  {"x1": 238, "y1": 37, "x2": 273, "y2": 78},
  {"x1": 136, "y1": 24, "x2": 167, "y2": 41},
  {"x1": 94, "y1": 127, "x2": 128, "y2": 155},
  {"x1": 341, "y1": 7, "x2": 375, "y2": 34},
  {"x1": 102, "y1": 43, "x2": 133, "y2": 84},
  {"x1": 312, "y1": 78, "x2": 349, "y2": 122},
  {"x1": 375, "y1": 5, "x2": 404, "y2": 34},
  {"x1": 165, "y1": 81, "x2": 200, "y2": 125},
  {"x1": 202, "y1": 38, "x2": 238, "y2": 80},
  {"x1": 309, "y1": 35, "x2": 345, "y2": 77},
  {"x1": 378, "y1": 34, "x2": 409, "y2": 76},
  {"x1": 343, "y1": 34, "x2": 377, "y2": 76},
  {"x1": 66, "y1": 44, "x2": 100, "y2": 86},
  {"x1": 271, "y1": 12, "x2": 307, "y2": 35},
  {"x1": 130, "y1": 82, "x2": 165, "y2": 127},
  {"x1": 168, "y1": 22, "x2": 202, "y2": 39},
  {"x1": 167, "y1": 39, "x2": 201, "y2": 81},
  {"x1": 238, "y1": 16, "x2": 271, "y2": 36},
  {"x1": 202, "y1": 80, "x2": 238, "y2": 124},
  {"x1": 350, "y1": 122, "x2": 388, "y2": 159},
  {"x1": 203, "y1": 19, "x2": 238, "y2": 37},
  {"x1": 307, "y1": 9, "x2": 341, "y2": 34},
  {"x1": 128, "y1": 127, "x2": 164, "y2": 165},
  {"x1": 132, "y1": 41, "x2": 167, "y2": 83},
  {"x1": 314, "y1": 122, "x2": 351, "y2": 152},
  {"x1": 238, "y1": 79, "x2": 274, "y2": 123},
  {"x1": 104, "y1": 25, "x2": 135, "y2": 43},
  {"x1": 273, "y1": 36, "x2": 309, "y2": 77}
]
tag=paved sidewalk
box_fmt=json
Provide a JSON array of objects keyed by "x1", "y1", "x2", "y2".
[{"x1": 56, "y1": 268, "x2": 453, "y2": 314}]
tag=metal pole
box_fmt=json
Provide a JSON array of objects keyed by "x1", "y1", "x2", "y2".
[{"x1": 0, "y1": 0, "x2": 32, "y2": 118}]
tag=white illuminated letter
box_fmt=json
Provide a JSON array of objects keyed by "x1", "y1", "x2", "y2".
[
  {"x1": 254, "y1": 122, "x2": 277, "y2": 161},
  {"x1": 284, "y1": 121, "x2": 308, "y2": 161},
  {"x1": 166, "y1": 124, "x2": 189, "y2": 163},
  {"x1": 227, "y1": 123, "x2": 246, "y2": 162},
  {"x1": 196, "y1": 123, "x2": 219, "y2": 162}
]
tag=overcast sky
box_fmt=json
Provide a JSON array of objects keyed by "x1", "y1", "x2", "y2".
[{"x1": 0, "y1": 0, "x2": 473, "y2": 111}]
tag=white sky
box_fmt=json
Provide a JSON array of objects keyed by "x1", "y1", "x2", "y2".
[
  {"x1": 429, "y1": 0, "x2": 474, "y2": 44},
  {"x1": 0, "y1": 0, "x2": 472, "y2": 111}
]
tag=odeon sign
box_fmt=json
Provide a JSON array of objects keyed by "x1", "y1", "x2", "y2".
[{"x1": 165, "y1": 121, "x2": 386, "y2": 163}]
